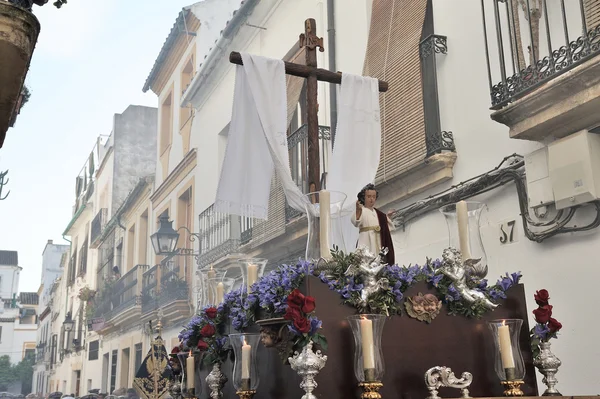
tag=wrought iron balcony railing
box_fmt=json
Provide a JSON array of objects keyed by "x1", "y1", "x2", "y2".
[
  {"x1": 482, "y1": 0, "x2": 600, "y2": 109},
  {"x1": 91, "y1": 265, "x2": 143, "y2": 324},
  {"x1": 91, "y1": 208, "x2": 108, "y2": 245},
  {"x1": 196, "y1": 203, "x2": 253, "y2": 267}
]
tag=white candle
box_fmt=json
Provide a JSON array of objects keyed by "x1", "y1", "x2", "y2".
[
  {"x1": 207, "y1": 265, "x2": 216, "y2": 303},
  {"x1": 456, "y1": 201, "x2": 472, "y2": 261},
  {"x1": 246, "y1": 264, "x2": 258, "y2": 292},
  {"x1": 241, "y1": 340, "x2": 251, "y2": 379},
  {"x1": 186, "y1": 351, "x2": 195, "y2": 388},
  {"x1": 319, "y1": 190, "x2": 331, "y2": 259},
  {"x1": 207, "y1": 265, "x2": 216, "y2": 280},
  {"x1": 498, "y1": 321, "x2": 515, "y2": 369},
  {"x1": 360, "y1": 317, "x2": 375, "y2": 370},
  {"x1": 216, "y1": 282, "x2": 225, "y2": 304}
]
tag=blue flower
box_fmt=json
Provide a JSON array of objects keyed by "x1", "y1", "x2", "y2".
[
  {"x1": 489, "y1": 289, "x2": 507, "y2": 300},
  {"x1": 498, "y1": 277, "x2": 512, "y2": 291},
  {"x1": 533, "y1": 323, "x2": 549, "y2": 341},
  {"x1": 309, "y1": 318, "x2": 322, "y2": 335},
  {"x1": 510, "y1": 271, "x2": 522, "y2": 285},
  {"x1": 430, "y1": 274, "x2": 443, "y2": 287}
]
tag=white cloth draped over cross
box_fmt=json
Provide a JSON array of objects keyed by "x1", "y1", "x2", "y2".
[{"x1": 215, "y1": 53, "x2": 382, "y2": 249}]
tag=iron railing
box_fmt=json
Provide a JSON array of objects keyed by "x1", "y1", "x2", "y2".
[
  {"x1": 91, "y1": 208, "x2": 108, "y2": 244},
  {"x1": 420, "y1": 1, "x2": 455, "y2": 158},
  {"x1": 285, "y1": 124, "x2": 331, "y2": 222},
  {"x1": 196, "y1": 204, "x2": 252, "y2": 267},
  {"x1": 482, "y1": 0, "x2": 600, "y2": 109}
]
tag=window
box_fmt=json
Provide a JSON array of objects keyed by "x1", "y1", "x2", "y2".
[
  {"x1": 363, "y1": 0, "x2": 430, "y2": 183},
  {"x1": 160, "y1": 91, "x2": 173, "y2": 155},
  {"x1": 127, "y1": 224, "x2": 135, "y2": 272},
  {"x1": 138, "y1": 211, "x2": 148, "y2": 265},
  {"x1": 180, "y1": 49, "x2": 196, "y2": 155},
  {"x1": 110, "y1": 350, "x2": 118, "y2": 393},
  {"x1": 89, "y1": 340, "x2": 99, "y2": 360},
  {"x1": 121, "y1": 348, "x2": 130, "y2": 388},
  {"x1": 134, "y1": 343, "x2": 143, "y2": 373},
  {"x1": 177, "y1": 186, "x2": 193, "y2": 251},
  {"x1": 25, "y1": 348, "x2": 35, "y2": 360},
  {"x1": 68, "y1": 251, "x2": 77, "y2": 285},
  {"x1": 78, "y1": 237, "x2": 88, "y2": 276},
  {"x1": 584, "y1": 0, "x2": 600, "y2": 31}
]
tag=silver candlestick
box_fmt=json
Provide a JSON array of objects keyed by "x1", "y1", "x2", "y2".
[
  {"x1": 288, "y1": 341, "x2": 327, "y2": 399},
  {"x1": 533, "y1": 341, "x2": 562, "y2": 396},
  {"x1": 206, "y1": 362, "x2": 228, "y2": 399}
]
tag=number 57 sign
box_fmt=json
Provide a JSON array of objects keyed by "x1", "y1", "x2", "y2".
[{"x1": 499, "y1": 220, "x2": 518, "y2": 244}]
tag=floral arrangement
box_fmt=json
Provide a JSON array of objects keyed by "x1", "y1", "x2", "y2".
[
  {"x1": 319, "y1": 248, "x2": 521, "y2": 318},
  {"x1": 284, "y1": 289, "x2": 327, "y2": 352},
  {"x1": 78, "y1": 286, "x2": 96, "y2": 302},
  {"x1": 529, "y1": 289, "x2": 562, "y2": 357},
  {"x1": 178, "y1": 305, "x2": 230, "y2": 365},
  {"x1": 177, "y1": 250, "x2": 523, "y2": 365}
]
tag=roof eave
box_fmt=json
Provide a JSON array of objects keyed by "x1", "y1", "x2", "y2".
[
  {"x1": 181, "y1": 0, "x2": 260, "y2": 107},
  {"x1": 142, "y1": 9, "x2": 190, "y2": 93}
]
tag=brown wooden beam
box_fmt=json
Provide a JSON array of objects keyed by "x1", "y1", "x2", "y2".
[{"x1": 229, "y1": 51, "x2": 389, "y2": 92}]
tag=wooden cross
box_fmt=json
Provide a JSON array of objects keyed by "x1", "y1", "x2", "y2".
[{"x1": 230, "y1": 18, "x2": 389, "y2": 192}]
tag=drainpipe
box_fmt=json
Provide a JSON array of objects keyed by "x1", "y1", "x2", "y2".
[{"x1": 327, "y1": 0, "x2": 337, "y2": 146}]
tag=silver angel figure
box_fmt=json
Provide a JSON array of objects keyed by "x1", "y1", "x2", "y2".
[
  {"x1": 345, "y1": 247, "x2": 390, "y2": 305},
  {"x1": 438, "y1": 248, "x2": 497, "y2": 310}
]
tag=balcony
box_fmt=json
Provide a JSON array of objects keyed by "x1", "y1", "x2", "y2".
[
  {"x1": 90, "y1": 265, "x2": 142, "y2": 333},
  {"x1": 196, "y1": 203, "x2": 253, "y2": 268},
  {"x1": 0, "y1": 1, "x2": 40, "y2": 148},
  {"x1": 482, "y1": 0, "x2": 600, "y2": 140},
  {"x1": 141, "y1": 257, "x2": 190, "y2": 322},
  {"x1": 90, "y1": 208, "x2": 108, "y2": 247}
]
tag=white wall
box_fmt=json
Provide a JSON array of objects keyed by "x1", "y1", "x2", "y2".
[
  {"x1": 377, "y1": 0, "x2": 600, "y2": 394},
  {"x1": 0, "y1": 265, "x2": 21, "y2": 300}
]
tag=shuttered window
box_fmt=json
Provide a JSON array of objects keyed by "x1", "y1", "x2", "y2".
[
  {"x1": 363, "y1": 0, "x2": 428, "y2": 183},
  {"x1": 584, "y1": 0, "x2": 600, "y2": 31}
]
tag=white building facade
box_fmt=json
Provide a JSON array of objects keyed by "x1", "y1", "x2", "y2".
[
  {"x1": 32, "y1": 240, "x2": 70, "y2": 396},
  {"x1": 179, "y1": 0, "x2": 600, "y2": 395}
]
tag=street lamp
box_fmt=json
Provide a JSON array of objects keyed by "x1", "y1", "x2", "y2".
[
  {"x1": 63, "y1": 312, "x2": 74, "y2": 333},
  {"x1": 151, "y1": 215, "x2": 180, "y2": 255}
]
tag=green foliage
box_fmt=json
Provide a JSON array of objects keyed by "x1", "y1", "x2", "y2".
[
  {"x1": 53, "y1": 0, "x2": 67, "y2": 8},
  {"x1": 0, "y1": 353, "x2": 34, "y2": 393},
  {"x1": 0, "y1": 355, "x2": 14, "y2": 391}
]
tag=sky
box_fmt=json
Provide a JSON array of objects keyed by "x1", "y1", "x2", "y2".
[{"x1": 0, "y1": 0, "x2": 194, "y2": 293}]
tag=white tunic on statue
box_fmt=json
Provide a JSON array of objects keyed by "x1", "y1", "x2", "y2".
[{"x1": 350, "y1": 207, "x2": 395, "y2": 254}]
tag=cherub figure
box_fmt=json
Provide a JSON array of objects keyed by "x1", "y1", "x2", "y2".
[
  {"x1": 438, "y1": 248, "x2": 497, "y2": 310},
  {"x1": 345, "y1": 247, "x2": 389, "y2": 305}
]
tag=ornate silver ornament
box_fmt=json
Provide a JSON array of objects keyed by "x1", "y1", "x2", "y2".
[
  {"x1": 533, "y1": 341, "x2": 562, "y2": 396},
  {"x1": 424, "y1": 366, "x2": 473, "y2": 399},
  {"x1": 437, "y1": 248, "x2": 497, "y2": 310},
  {"x1": 205, "y1": 362, "x2": 228, "y2": 399},
  {"x1": 288, "y1": 341, "x2": 328, "y2": 399}
]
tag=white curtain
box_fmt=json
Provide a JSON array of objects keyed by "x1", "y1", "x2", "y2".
[{"x1": 214, "y1": 53, "x2": 309, "y2": 219}]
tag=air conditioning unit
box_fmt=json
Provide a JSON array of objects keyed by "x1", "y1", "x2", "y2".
[{"x1": 548, "y1": 130, "x2": 600, "y2": 210}]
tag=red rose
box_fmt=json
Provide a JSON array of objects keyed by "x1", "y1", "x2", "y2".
[
  {"x1": 200, "y1": 324, "x2": 216, "y2": 337},
  {"x1": 533, "y1": 305, "x2": 553, "y2": 324},
  {"x1": 197, "y1": 340, "x2": 208, "y2": 351},
  {"x1": 287, "y1": 289, "x2": 305, "y2": 310},
  {"x1": 547, "y1": 317, "x2": 562, "y2": 333},
  {"x1": 534, "y1": 289, "x2": 550, "y2": 306},
  {"x1": 302, "y1": 296, "x2": 316, "y2": 314},
  {"x1": 205, "y1": 307, "x2": 218, "y2": 319},
  {"x1": 171, "y1": 346, "x2": 181, "y2": 354},
  {"x1": 293, "y1": 317, "x2": 311, "y2": 334},
  {"x1": 284, "y1": 306, "x2": 302, "y2": 321}
]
